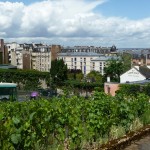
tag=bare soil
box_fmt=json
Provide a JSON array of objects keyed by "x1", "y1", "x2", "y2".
[{"x1": 99, "y1": 125, "x2": 150, "y2": 150}]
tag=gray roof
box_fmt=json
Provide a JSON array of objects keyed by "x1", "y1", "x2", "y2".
[
  {"x1": 91, "y1": 56, "x2": 119, "y2": 61},
  {"x1": 58, "y1": 52, "x2": 104, "y2": 57},
  {"x1": 0, "y1": 65, "x2": 17, "y2": 69},
  {"x1": 139, "y1": 66, "x2": 150, "y2": 78},
  {"x1": 125, "y1": 79, "x2": 150, "y2": 85}
]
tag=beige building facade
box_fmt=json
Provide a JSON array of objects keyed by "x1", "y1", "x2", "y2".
[
  {"x1": 58, "y1": 52, "x2": 104, "y2": 75},
  {"x1": 31, "y1": 47, "x2": 51, "y2": 72},
  {"x1": 58, "y1": 52, "x2": 118, "y2": 76}
]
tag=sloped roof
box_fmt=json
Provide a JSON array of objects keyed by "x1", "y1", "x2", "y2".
[
  {"x1": 139, "y1": 66, "x2": 150, "y2": 79},
  {"x1": 58, "y1": 52, "x2": 103, "y2": 57},
  {"x1": 0, "y1": 65, "x2": 17, "y2": 69},
  {"x1": 92, "y1": 56, "x2": 119, "y2": 61},
  {"x1": 123, "y1": 66, "x2": 150, "y2": 78}
]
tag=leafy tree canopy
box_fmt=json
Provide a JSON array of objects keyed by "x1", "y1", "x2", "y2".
[
  {"x1": 50, "y1": 59, "x2": 68, "y2": 85},
  {"x1": 104, "y1": 59, "x2": 124, "y2": 82},
  {"x1": 67, "y1": 69, "x2": 83, "y2": 81},
  {"x1": 121, "y1": 52, "x2": 132, "y2": 72},
  {"x1": 86, "y1": 70, "x2": 103, "y2": 83},
  {"x1": 0, "y1": 69, "x2": 49, "y2": 90}
]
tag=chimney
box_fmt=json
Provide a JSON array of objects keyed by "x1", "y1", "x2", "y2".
[{"x1": 107, "y1": 76, "x2": 110, "y2": 82}]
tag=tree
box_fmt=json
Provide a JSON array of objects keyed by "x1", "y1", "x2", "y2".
[
  {"x1": 67, "y1": 69, "x2": 83, "y2": 81},
  {"x1": 104, "y1": 59, "x2": 124, "y2": 82},
  {"x1": 86, "y1": 70, "x2": 103, "y2": 83},
  {"x1": 121, "y1": 52, "x2": 132, "y2": 72},
  {"x1": 50, "y1": 59, "x2": 68, "y2": 86},
  {"x1": 0, "y1": 69, "x2": 49, "y2": 90}
]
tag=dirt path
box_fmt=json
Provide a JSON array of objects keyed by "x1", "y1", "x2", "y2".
[{"x1": 124, "y1": 135, "x2": 150, "y2": 150}]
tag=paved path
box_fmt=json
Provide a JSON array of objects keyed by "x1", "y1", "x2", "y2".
[{"x1": 124, "y1": 135, "x2": 150, "y2": 150}]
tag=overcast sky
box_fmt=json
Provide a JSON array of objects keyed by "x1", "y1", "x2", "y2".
[{"x1": 0, "y1": 0, "x2": 150, "y2": 48}]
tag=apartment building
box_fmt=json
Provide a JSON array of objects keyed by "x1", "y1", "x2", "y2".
[
  {"x1": 23, "y1": 51, "x2": 31, "y2": 70},
  {"x1": 58, "y1": 52, "x2": 106, "y2": 75},
  {"x1": 6, "y1": 43, "x2": 25, "y2": 69},
  {"x1": 6, "y1": 42, "x2": 51, "y2": 71},
  {"x1": 31, "y1": 46, "x2": 51, "y2": 72},
  {"x1": 58, "y1": 50, "x2": 119, "y2": 76},
  {"x1": 51, "y1": 45, "x2": 61, "y2": 61},
  {"x1": 0, "y1": 39, "x2": 9, "y2": 64},
  {"x1": 91, "y1": 56, "x2": 118, "y2": 75},
  {"x1": 6, "y1": 42, "x2": 20, "y2": 66}
]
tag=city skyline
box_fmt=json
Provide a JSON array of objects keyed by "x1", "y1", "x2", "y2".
[{"x1": 0, "y1": 0, "x2": 150, "y2": 48}]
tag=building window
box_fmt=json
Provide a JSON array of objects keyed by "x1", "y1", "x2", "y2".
[
  {"x1": 84, "y1": 58, "x2": 86, "y2": 62},
  {"x1": 100, "y1": 67, "x2": 102, "y2": 71},
  {"x1": 74, "y1": 57, "x2": 77, "y2": 61},
  {"x1": 100, "y1": 62, "x2": 102, "y2": 66}
]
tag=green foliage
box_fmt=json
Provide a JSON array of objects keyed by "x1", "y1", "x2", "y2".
[
  {"x1": 0, "y1": 92, "x2": 149, "y2": 149},
  {"x1": 109, "y1": 125, "x2": 125, "y2": 140},
  {"x1": 142, "y1": 109, "x2": 150, "y2": 125},
  {"x1": 64, "y1": 80, "x2": 104, "y2": 93},
  {"x1": 67, "y1": 69, "x2": 83, "y2": 81},
  {"x1": 0, "y1": 69, "x2": 49, "y2": 90},
  {"x1": 143, "y1": 83, "x2": 150, "y2": 96},
  {"x1": 121, "y1": 52, "x2": 132, "y2": 72},
  {"x1": 104, "y1": 59, "x2": 124, "y2": 82},
  {"x1": 50, "y1": 59, "x2": 68, "y2": 86},
  {"x1": 116, "y1": 84, "x2": 141, "y2": 97},
  {"x1": 86, "y1": 70, "x2": 103, "y2": 83},
  {"x1": 117, "y1": 83, "x2": 150, "y2": 97}
]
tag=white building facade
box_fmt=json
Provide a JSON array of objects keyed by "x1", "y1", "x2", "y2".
[
  {"x1": 58, "y1": 52, "x2": 103, "y2": 75},
  {"x1": 91, "y1": 56, "x2": 116, "y2": 75},
  {"x1": 58, "y1": 52, "x2": 118, "y2": 75},
  {"x1": 120, "y1": 67, "x2": 146, "y2": 83}
]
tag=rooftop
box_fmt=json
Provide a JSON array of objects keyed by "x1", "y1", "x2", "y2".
[
  {"x1": 125, "y1": 79, "x2": 150, "y2": 85},
  {"x1": 0, "y1": 82, "x2": 17, "y2": 87},
  {"x1": 0, "y1": 64, "x2": 17, "y2": 69},
  {"x1": 139, "y1": 66, "x2": 150, "y2": 78},
  {"x1": 92, "y1": 56, "x2": 119, "y2": 61},
  {"x1": 58, "y1": 52, "x2": 104, "y2": 57}
]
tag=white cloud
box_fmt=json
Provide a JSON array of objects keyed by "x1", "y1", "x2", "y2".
[{"x1": 0, "y1": 0, "x2": 150, "y2": 47}]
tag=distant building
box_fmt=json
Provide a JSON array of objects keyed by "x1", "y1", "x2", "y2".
[
  {"x1": 104, "y1": 82, "x2": 120, "y2": 96},
  {"x1": 6, "y1": 42, "x2": 51, "y2": 72},
  {"x1": 6, "y1": 42, "x2": 20, "y2": 66},
  {"x1": 91, "y1": 56, "x2": 119, "y2": 75},
  {"x1": 61, "y1": 46, "x2": 111, "y2": 54},
  {"x1": 0, "y1": 64, "x2": 17, "y2": 69},
  {"x1": 120, "y1": 66, "x2": 150, "y2": 83},
  {"x1": 58, "y1": 52, "x2": 102, "y2": 75},
  {"x1": 0, "y1": 39, "x2": 9, "y2": 64},
  {"x1": 51, "y1": 45, "x2": 61, "y2": 61},
  {"x1": 23, "y1": 51, "x2": 31, "y2": 70},
  {"x1": 58, "y1": 52, "x2": 119, "y2": 75},
  {"x1": 31, "y1": 46, "x2": 51, "y2": 72}
]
